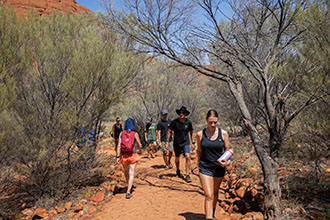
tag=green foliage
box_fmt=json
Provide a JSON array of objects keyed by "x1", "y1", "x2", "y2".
[{"x1": 0, "y1": 9, "x2": 141, "y2": 215}]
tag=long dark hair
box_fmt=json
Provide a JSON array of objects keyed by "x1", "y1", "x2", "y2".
[{"x1": 206, "y1": 109, "x2": 218, "y2": 119}]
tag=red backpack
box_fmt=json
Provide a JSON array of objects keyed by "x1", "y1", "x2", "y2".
[{"x1": 120, "y1": 130, "x2": 136, "y2": 155}]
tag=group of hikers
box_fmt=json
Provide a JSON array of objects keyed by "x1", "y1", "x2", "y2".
[{"x1": 112, "y1": 106, "x2": 232, "y2": 220}]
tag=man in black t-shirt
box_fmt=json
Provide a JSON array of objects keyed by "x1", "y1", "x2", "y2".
[
  {"x1": 165, "y1": 106, "x2": 195, "y2": 182},
  {"x1": 157, "y1": 109, "x2": 173, "y2": 168}
]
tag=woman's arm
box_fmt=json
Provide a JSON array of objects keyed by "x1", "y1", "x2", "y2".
[
  {"x1": 219, "y1": 129, "x2": 231, "y2": 168},
  {"x1": 222, "y1": 129, "x2": 230, "y2": 151},
  {"x1": 196, "y1": 130, "x2": 203, "y2": 164},
  {"x1": 135, "y1": 132, "x2": 142, "y2": 154},
  {"x1": 116, "y1": 132, "x2": 122, "y2": 162},
  {"x1": 144, "y1": 129, "x2": 148, "y2": 142},
  {"x1": 112, "y1": 124, "x2": 115, "y2": 137}
]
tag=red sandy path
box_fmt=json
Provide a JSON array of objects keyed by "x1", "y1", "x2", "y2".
[{"x1": 91, "y1": 145, "x2": 218, "y2": 220}]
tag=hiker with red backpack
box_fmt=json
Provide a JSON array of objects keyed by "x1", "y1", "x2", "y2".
[{"x1": 116, "y1": 118, "x2": 142, "y2": 199}]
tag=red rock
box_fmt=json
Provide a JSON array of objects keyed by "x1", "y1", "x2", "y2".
[
  {"x1": 65, "y1": 202, "x2": 73, "y2": 210},
  {"x1": 219, "y1": 193, "x2": 225, "y2": 201},
  {"x1": 3, "y1": 0, "x2": 93, "y2": 17},
  {"x1": 88, "y1": 206, "x2": 97, "y2": 214},
  {"x1": 90, "y1": 192, "x2": 105, "y2": 203},
  {"x1": 110, "y1": 185, "x2": 116, "y2": 192},
  {"x1": 33, "y1": 208, "x2": 48, "y2": 219},
  {"x1": 231, "y1": 213, "x2": 243, "y2": 220},
  {"x1": 248, "y1": 167, "x2": 257, "y2": 175},
  {"x1": 68, "y1": 212, "x2": 77, "y2": 218},
  {"x1": 220, "y1": 201, "x2": 230, "y2": 211},
  {"x1": 250, "y1": 188, "x2": 258, "y2": 197},
  {"x1": 278, "y1": 167, "x2": 285, "y2": 171},
  {"x1": 48, "y1": 209, "x2": 57, "y2": 217},
  {"x1": 236, "y1": 187, "x2": 247, "y2": 198},
  {"x1": 228, "y1": 203, "x2": 234, "y2": 213},
  {"x1": 326, "y1": 168, "x2": 330, "y2": 174},
  {"x1": 78, "y1": 216, "x2": 89, "y2": 220},
  {"x1": 243, "y1": 212, "x2": 264, "y2": 220},
  {"x1": 55, "y1": 206, "x2": 66, "y2": 214},
  {"x1": 74, "y1": 204, "x2": 83, "y2": 212},
  {"x1": 216, "y1": 206, "x2": 226, "y2": 215}
]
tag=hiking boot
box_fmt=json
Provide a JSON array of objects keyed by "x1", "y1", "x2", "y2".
[
  {"x1": 176, "y1": 169, "x2": 182, "y2": 178},
  {"x1": 126, "y1": 192, "x2": 132, "y2": 199},
  {"x1": 186, "y1": 175, "x2": 192, "y2": 183}
]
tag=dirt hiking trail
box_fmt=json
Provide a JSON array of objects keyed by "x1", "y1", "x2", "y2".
[{"x1": 91, "y1": 145, "x2": 216, "y2": 220}]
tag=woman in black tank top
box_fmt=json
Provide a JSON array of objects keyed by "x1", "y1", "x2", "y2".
[{"x1": 196, "y1": 110, "x2": 232, "y2": 220}]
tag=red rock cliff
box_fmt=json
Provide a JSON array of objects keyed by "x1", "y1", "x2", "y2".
[{"x1": 2, "y1": 0, "x2": 92, "y2": 17}]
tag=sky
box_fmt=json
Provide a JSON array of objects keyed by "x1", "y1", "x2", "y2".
[
  {"x1": 76, "y1": 0, "x2": 105, "y2": 13},
  {"x1": 76, "y1": 1, "x2": 233, "y2": 18}
]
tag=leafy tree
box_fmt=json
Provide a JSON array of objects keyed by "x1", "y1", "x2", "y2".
[{"x1": 104, "y1": 0, "x2": 329, "y2": 218}]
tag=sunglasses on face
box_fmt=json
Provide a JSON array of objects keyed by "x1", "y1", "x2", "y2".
[{"x1": 179, "y1": 112, "x2": 185, "y2": 115}]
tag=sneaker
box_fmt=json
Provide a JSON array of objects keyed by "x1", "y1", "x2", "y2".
[
  {"x1": 168, "y1": 163, "x2": 173, "y2": 169},
  {"x1": 186, "y1": 175, "x2": 192, "y2": 183},
  {"x1": 176, "y1": 169, "x2": 182, "y2": 178},
  {"x1": 126, "y1": 192, "x2": 132, "y2": 199}
]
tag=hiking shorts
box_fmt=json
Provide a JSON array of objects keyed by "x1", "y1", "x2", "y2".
[
  {"x1": 160, "y1": 141, "x2": 173, "y2": 152},
  {"x1": 147, "y1": 140, "x2": 157, "y2": 146},
  {"x1": 120, "y1": 153, "x2": 140, "y2": 165},
  {"x1": 199, "y1": 164, "x2": 226, "y2": 178},
  {"x1": 174, "y1": 145, "x2": 190, "y2": 157}
]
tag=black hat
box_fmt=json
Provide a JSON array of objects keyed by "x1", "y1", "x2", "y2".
[{"x1": 176, "y1": 106, "x2": 190, "y2": 116}]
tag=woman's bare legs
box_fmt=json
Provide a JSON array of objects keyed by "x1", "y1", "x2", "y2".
[{"x1": 199, "y1": 173, "x2": 223, "y2": 219}]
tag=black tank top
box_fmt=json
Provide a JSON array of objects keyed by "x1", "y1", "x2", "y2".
[
  {"x1": 114, "y1": 124, "x2": 122, "y2": 138},
  {"x1": 199, "y1": 127, "x2": 225, "y2": 169}
]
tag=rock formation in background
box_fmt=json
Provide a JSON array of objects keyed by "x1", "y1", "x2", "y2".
[{"x1": 2, "y1": 0, "x2": 92, "y2": 17}]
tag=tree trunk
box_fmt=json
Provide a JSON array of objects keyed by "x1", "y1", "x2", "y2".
[
  {"x1": 246, "y1": 121, "x2": 282, "y2": 219},
  {"x1": 228, "y1": 81, "x2": 282, "y2": 219}
]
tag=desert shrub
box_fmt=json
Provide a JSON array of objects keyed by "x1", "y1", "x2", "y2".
[{"x1": 0, "y1": 9, "x2": 141, "y2": 217}]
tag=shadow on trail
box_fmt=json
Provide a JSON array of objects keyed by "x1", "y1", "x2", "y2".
[
  {"x1": 113, "y1": 186, "x2": 128, "y2": 195},
  {"x1": 151, "y1": 165, "x2": 167, "y2": 169},
  {"x1": 178, "y1": 212, "x2": 205, "y2": 220},
  {"x1": 159, "y1": 173, "x2": 176, "y2": 178}
]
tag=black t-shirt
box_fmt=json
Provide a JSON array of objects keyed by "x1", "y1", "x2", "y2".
[
  {"x1": 157, "y1": 119, "x2": 172, "y2": 142},
  {"x1": 169, "y1": 118, "x2": 193, "y2": 147}
]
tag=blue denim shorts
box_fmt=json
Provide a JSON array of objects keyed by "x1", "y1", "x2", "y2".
[
  {"x1": 199, "y1": 165, "x2": 226, "y2": 177},
  {"x1": 147, "y1": 140, "x2": 156, "y2": 146},
  {"x1": 174, "y1": 145, "x2": 190, "y2": 157}
]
